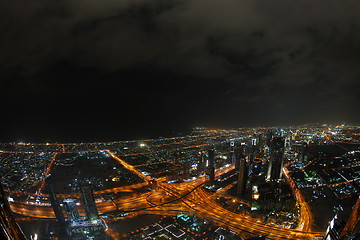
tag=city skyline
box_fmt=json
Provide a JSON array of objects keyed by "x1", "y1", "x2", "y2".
[
  {"x1": 1, "y1": 2, "x2": 360, "y2": 238},
  {"x1": 1, "y1": 125, "x2": 359, "y2": 239}
]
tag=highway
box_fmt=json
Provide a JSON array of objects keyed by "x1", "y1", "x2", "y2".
[
  {"x1": 156, "y1": 183, "x2": 324, "y2": 240},
  {"x1": 7, "y1": 150, "x2": 324, "y2": 239}
]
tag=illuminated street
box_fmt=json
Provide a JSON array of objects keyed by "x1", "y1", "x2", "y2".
[
  {"x1": 2, "y1": 1, "x2": 360, "y2": 239},
  {"x1": 1, "y1": 126, "x2": 360, "y2": 239}
]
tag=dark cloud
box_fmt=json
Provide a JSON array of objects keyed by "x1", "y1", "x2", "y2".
[{"x1": 1, "y1": 0, "x2": 360, "y2": 141}]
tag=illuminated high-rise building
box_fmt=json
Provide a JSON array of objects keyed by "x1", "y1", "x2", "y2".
[
  {"x1": 299, "y1": 141, "x2": 308, "y2": 164},
  {"x1": 205, "y1": 148, "x2": 215, "y2": 184},
  {"x1": 229, "y1": 139, "x2": 235, "y2": 165},
  {"x1": 80, "y1": 183, "x2": 99, "y2": 222},
  {"x1": 47, "y1": 177, "x2": 67, "y2": 236},
  {"x1": 284, "y1": 136, "x2": 291, "y2": 148},
  {"x1": 63, "y1": 199, "x2": 80, "y2": 222},
  {"x1": 251, "y1": 138, "x2": 257, "y2": 147},
  {"x1": 266, "y1": 136, "x2": 285, "y2": 181},
  {"x1": 46, "y1": 179, "x2": 106, "y2": 237},
  {"x1": 257, "y1": 133, "x2": 263, "y2": 148},
  {"x1": 235, "y1": 143, "x2": 246, "y2": 170},
  {"x1": 182, "y1": 162, "x2": 190, "y2": 180},
  {"x1": 250, "y1": 138, "x2": 258, "y2": 163},
  {"x1": 198, "y1": 151, "x2": 206, "y2": 175},
  {"x1": 235, "y1": 148, "x2": 241, "y2": 170},
  {"x1": 237, "y1": 154, "x2": 248, "y2": 196},
  {"x1": 265, "y1": 131, "x2": 273, "y2": 148}
]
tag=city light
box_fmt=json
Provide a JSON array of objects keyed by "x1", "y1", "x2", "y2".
[{"x1": 1, "y1": 125, "x2": 359, "y2": 239}]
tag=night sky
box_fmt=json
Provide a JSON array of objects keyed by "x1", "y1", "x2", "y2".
[{"x1": 1, "y1": 0, "x2": 360, "y2": 142}]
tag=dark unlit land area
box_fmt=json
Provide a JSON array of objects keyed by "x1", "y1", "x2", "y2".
[{"x1": 43, "y1": 152, "x2": 144, "y2": 194}]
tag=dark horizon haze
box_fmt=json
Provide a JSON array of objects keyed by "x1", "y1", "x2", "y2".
[{"x1": 1, "y1": 0, "x2": 360, "y2": 142}]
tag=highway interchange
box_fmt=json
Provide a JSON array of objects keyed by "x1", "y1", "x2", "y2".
[{"x1": 7, "y1": 149, "x2": 324, "y2": 239}]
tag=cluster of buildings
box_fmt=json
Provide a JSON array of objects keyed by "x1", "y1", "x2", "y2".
[
  {"x1": 47, "y1": 177, "x2": 107, "y2": 238},
  {"x1": 0, "y1": 124, "x2": 359, "y2": 239},
  {"x1": 126, "y1": 214, "x2": 244, "y2": 240},
  {"x1": 0, "y1": 152, "x2": 52, "y2": 193}
]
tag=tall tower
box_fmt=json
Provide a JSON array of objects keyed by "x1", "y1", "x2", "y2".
[
  {"x1": 80, "y1": 183, "x2": 99, "y2": 222},
  {"x1": 63, "y1": 199, "x2": 80, "y2": 222},
  {"x1": 235, "y1": 143, "x2": 246, "y2": 170},
  {"x1": 182, "y1": 162, "x2": 190, "y2": 180},
  {"x1": 257, "y1": 133, "x2": 263, "y2": 149},
  {"x1": 285, "y1": 137, "x2": 291, "y2": 148},
  {"x1": 198, "y1": 151, "x2": 206, "y2": 175},
  {"x1": 299, "y1": 141, "x2": 308, "y2": 164},
  {"x1": 47, "y1": 178, "x2": 67, "y2": 236},
  {"x1": 229, "y1": 140, "x2": 235, "y2": 165},
  {"x1": 250, "y1": 138, "x2": 258, "y2": 163},
  {"x1": 206, "y1": 148, "x2": 215, "y2": 184},
  {"x1": 234, "y1": 148, "x2": 241, "y2": 170},
  {"x1": 266, "y1": 136, "x2": 285, "y2": 181},
  {"x1": 237, "y1": 154, "x2": 248, "y2": 196}
]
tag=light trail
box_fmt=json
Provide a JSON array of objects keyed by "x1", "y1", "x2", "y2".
[
  {"x1": 283, "y1": 167, "x2": 313, "y2": 232},
  {"x1": 105, "y1": 150, "x2": 151, "y2": 182},
  {"x1": 6, "y1": 149, "x2": 324, "y2": 239},
  {"x1": 38, "y1": 152, "x2": 58, "y2": 194}
]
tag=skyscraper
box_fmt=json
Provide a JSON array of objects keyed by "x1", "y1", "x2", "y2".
[
  {"x1": 47, "y1": 177, "x2": 67, "y2": 236},
  {"x1": 299, "y1": 141, "x2": 308, "y2": 164},
  {"x1": 63, "y1": 199, "x2": 80, "y2": 222},
  {"x1": 235, "y1": 143, "x2": 246, "y2": 170},
  {"x1": 234, "y1": 148, "x2": 241, "y2": 170},
  {"x1": 237, "y1": 154, "x2": 248, "y2": 196},
  {"x1": 250, "y1": 138, "x2": 258, "y2": 163},
  {"x1": 284, "y1": 137, "x2": 291, "y2": 148},
  {"x1": 206, "y1": 148, "x2": 215, "y2": 184},
  {"x1": 182, "y1": 162, "x2": 190, "y2": 180},
  {"x1": 80, "y1": 183, "x2": 99, "y2": 222},
  {"x1": 198, "y1": 151, "x2": 206, "y2": 175},
  {"x1": 229, "y1": 139, "x2": 235, "y2": 165},
  {"x1": 266, "y1": 136, "x2": 285, "y2": 181}
]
